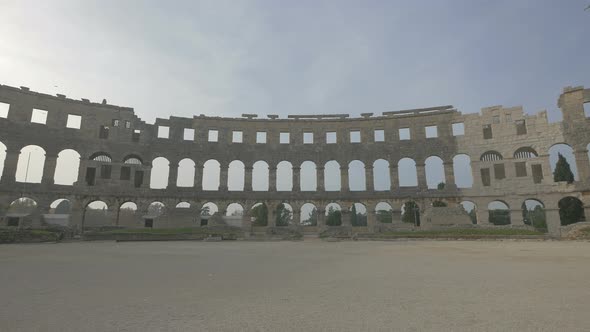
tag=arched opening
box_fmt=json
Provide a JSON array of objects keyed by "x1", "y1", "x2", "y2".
[
  {"x1": 300, "y1": 203, "x2": 318, "y2": 226},
  {"x1": 514, "y1": 147, "x2": 539, "y2": 159},
  {"x1": 202, "y1": 159, "x2": 221, "y2": 190},
  {"x1": 460, "y1": 201, "x2": 477, "y2": 224},
  {"x1": 226, "y1": 203, "x2": 244, "y2": 216},
  {"x1": 49, "y1": 198, "x2": 71, "y2": 214},
  {"x1": 300, "y1": 161, "x2": 317, "y2": 191},
  {"x1": 375, "y1": 202, "x2": 393, "y2": 223},
  {"x1": 175, "y1": 202, "x2": 190, "y2": 209},
  {"x1": 522, "y1": 199, "x2": 546, "y2": 230},
  {"x1": 54, "y1": 149, "x2": 80, "y2": 185},
  {"x1": 119, "y1": 202, "x2": 138, "y2": 226},
  {"x1": 177, "y1": 158, "x2": 195, "y2": 187},
  {"x1": 150, "y1": 157, "x2": 169, "y2": 189},
  {"x1": 373, "y1": 159, "x2": 391, "y2": 191},
  {"x1": 398, "y1": 158, "x2": 418, "y2": 187},
  {"x1": 425, "y1": 156, "x2": 445, "y2": 189},
  {"x1": 252, "y1": 161, "x2": 269, "y2": 191},
  {"x1": 453, "y1": 154, "x2": 473, "y2": 188},
  {"x1": 200, "y1": 202, "x2": 219, "y2": 226},
  {"x1": 401, "y1": 201, "x2": 420, "y2": 226},
  {"x1": 84, "y1": 200, "x2": 109, "y2": 228},
  {"x1": 348, "y1": 160, "x2": 366, "y2": 191},
  {"x1": 16, "y1": 145, "x2": 45, "y2": 183},
  {"x1": 276, "y1": 203, "x2": 293, "y2": 226},
  {"x1": 558, "y1": 196, "x2": 585, "y2": 226},
  {"x1": 7, "y1": 197, "x2": 38, "y2": 217},
  {"x1": 350, "y1": 203, "x2": 367, "y2": 227},
  {"x1": 325, "y1": 203, "x2": 342, "y2": 226},
  {"x1": 147, "y1": 202, "x2": 166, "y2": 218},
  {"x1": 0, "y1": 141, "x2": 6, "y2": 180},
  {"x1": 549, "y1": 144, "x2": 578, "y2": 181},
  {"x1": 324, "y1": 160, "x2": 341, "y2": 191},
  {"x1": 123, "y1": 155, "x2": 143, "y2": 165},
  {"x1": 250, "y1": 203, "x2": 268, "y2": 226},
  {"x1": 480, "y1": 151, "x2": 503, "y2": 162},
  {"x1": 276, "y1": 161, "x2": 293, "y2": 191},
  {"x1": 488, "y1": 201, "x2": 510, "y2": 225},
  {"x1": 228, "y1": 160, "x2": 245, "y2": 191}
]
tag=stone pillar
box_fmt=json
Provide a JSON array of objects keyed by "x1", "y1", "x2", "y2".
[
  {"x1": 389, "y1": 164, "x2": 398, "y2": 191},
  {"x1": 539, "y1": 154, "x2": 552, "y2": 184},
  {"x1": 168, "y1": 162, "x2": 178, "y2": 188},
  {"x1": 268, "y1": 166, "x2": 277, "y2": 192},
  {"x1": 574, "y1": 150, "x2": 590, "y2": 183},
  {"x1": 316, "y1": 166, "x2": 325, "y2": 191},
  {"x1": 219, "y1": 164, "x2": 228, "y2": 191},
  {"x1": 41, "y1": 154, "x2": 58, "y2": 185},
  {"x1": 317, "y1": 209, "x2": 326, "y2": 228},
  {"x1": 75, "y1": 160, "x2": 88, "y2": 186},
  {"x1": 292, "y1": 166, "x2": 301, "y2": 191},
  {"x1": 510, "y1": 209, "x2": 524, "y2": 225},
  {"x1": 476, "y1": 208, "x2": 489, "y2": 225},
  {"x1": 1, "y1": 149, "x2": 20, "y2": 184},
  {"x1": 69, "y1": 200, "x2": 85, "y2": 234},
  {"x1": 365, "y1": 164, "x2": 374, "y2": 191},
  {"x1": 416, "y1": 163, "x2": 427, "y2": 189},
  {"x1": 244, "y1": 166, "x2": 253, "y2": 191},
  {"x1": 341, "y1": 209, "x2": 351, "y2": 227},
  {"x1": 391, "y1": 209, "x2": 402, "y2": 224},
  {"x1": 267, "y1": 203, "x2": 276, "y2": 227},
  {"x1": 340, "y1": 166, "x2": 349, "y2": 192},
  {"x1": 443, "y1": 162, "x2": 456, "y2": 189},
  {"x1": 471, "y1": 161, "x2": 483, "y2": 187},
  {"x1": 194, "y1": 164, "x2": 203, "y2": 190},
  {"x1": 142, "y1": 166, "x2": 152, "y2": 189},
  {"x1": 292, "y1": 210, "x2": 301, "y2": 226},
  {"x1": 545, "y1": 208, "x2": 561, "y2": 237},
  {"x1": 241, "y1": 212, "x2": 252, "y2": 234},
  {"x1": 367, "y1": 210, "x2": 377, "y2": 232}
]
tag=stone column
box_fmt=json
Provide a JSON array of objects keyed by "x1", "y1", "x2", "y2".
[
  {"x1": 194, "y1": 163, "x2": 203, "y2": 190},
  {"x1": 476, "y1": 208, "x2": 489, "y2": 225},
  {"x1": 538, "y1": 154, "x2": 552, "y2": 184},
  {"x1": 142, "y1": 166, "x2": 152, "y2": 189},
  {"x1": 292, "y1": 209, "x2": 301, "y2": 226},
  {"x1": 544, "y1": 208, "x2": 561, "y2": 237},
  {"x1": 292, "y1": 166, "x2": 301, "y2": 191},
  {"x1": 367, "y1": 210, "x2": 377, "y2": 232},
  {"x1": 41, "y1": 154, "x2": 58, "y2": 185},
  {"x1": 340, "y1": 166, "x2": 349, "y2": 192},
  {"x1": 391, "y1": 209, "x2": 402, "y2": 224},
  {"x1": 317, "y1": 209, "x2": 326, "y2": 228},
  {"x1": 316, "y1": 166, "x2": 325, "y2": 191},
  {"x1": 1, "y1": 149, "x2": 20, "y2": 184},
  {"x1": 365, "y1": 164, "x2": 374, "y2": 191},
  {"x1": 267, "y1": 203, "x2": 276, "y2": 227},
  {"x1": 241, "y1": 212, "x2": 252, "y2": 234},
  {"x1": 268, "y1": 166, "x2": 277, "y2": 192},
  {"x1": 69, "y1": 200, "x2": 85, "y2": 234},
  {"x1": 244, "y1": 166, "x2": 253, "y2": 191},
  {"x1": 443, "y1": 161, "x2": 456, "y2": 189},
  {"x1": 168, "y1": 162, "x2": 178, "y2": 188},
  {"x1": 574, "y1": 150, "x2": 590, "y2": 183},
  {"x1": 389, "y1": 164, "x2": 398, "y2": 191},
  {"x1": 341, "y1": 209, "x2": 351, "y2": 227},
  {"x1": 416, "y1": 163, "x2": 427, "y2": 189},
  {"x1": 471, "y1": 161, "x2": 483, "y2": 187},
  {"x1": 219, "y1": 164, "x2": 228, "y2": 191},
  {"x1": 510, "y1": 209, "x2": 524, "y2": 225}
]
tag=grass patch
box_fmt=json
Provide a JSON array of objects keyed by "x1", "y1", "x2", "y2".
[
  {"x1": 87, "y1": 228, "x2": 208, "y2": 235},
  {"x1": 0, "y1": 228, "x2": 61, "y2": 243},
  {"x1": 375, "y1": 228, "x2": 544, "y2": 238}
]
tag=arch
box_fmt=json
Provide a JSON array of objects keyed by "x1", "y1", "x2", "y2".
[
  {"x1": 250, "y1": 202, "x2": 268, "y2": 226},
  {"x1": 16, "y1": 145, "x2": 46, "y2": 183},
  {"x1": 123, "y1": 155, "x2": 143, "y2": 165},
  {"x1": 398, "y1": 158, "x2": 418, "y2": 187},
  {"x1": 50, "y1": 198, "x2": 72, "y2": 214},
  {"x1": 201, "y1": 202, "x2": 219, "y2": 216},
  {"x1": 480, "y1": 151, "x2": 503, "y2": 162},
  {"x1": 425, "y1": 156, "x2": 445, "y2": 189},
  {"x1": 228, "y1": 160, "x2": 245, "y2": 191},
  {"x1": 84, "y1": 200, "x2": 109, "y2": 228},
  {"x1": 453, "y1": 154, "x2": 473, "y2": 188},
  {"x1": 373, "y1": 159, "x2": 391, "y2": 191},
  {"x1": 226, "y1": 203, "x2": 244, "y2": 216},
  {"x1": 89, "y1": 152, "x2": 112, "y2": 163},
  {"x1": 0, "y1": 141, "x2": 6, "y2": 180},
  {"x1": 487, "y1": 200, "x2": 510, "y2": 225},
  {"x1": 325, "y1": 203, "x2": 342, "y2": 226},
  {"x1": 558, "y1": 196, "x2": 585, "y2": 226},
  {"x1": 175, "y1": 202, "x2": 190, "y2": 208},
  {"x1": 276, "y1": 161, "x2": 293, "y2": 191},
  {"x1": 252, "y1": 160, "x2": 269, "y2": 191},
  {"x1": 350, "y1": 202, "x2": 367, "y2": 226},
  {"x1": 119, "y1": 202, "x2": 138, "y2": 226},
  {"x1": 460, "y1": 201, "x2": 477, "y2": 224},
  {"x1": 202, "y1": 159, "x2": 221, "y2": 190},
  {"x1": 300, "y1": 161, "x2": 317, "y2": 191},
  {"x1": 54, "y1": 149, "x2": 81, "y2": 185},
  {"x1": 375, "y1": 202, "x2": 393, "y2": 223},
  {"x1": 522, "y1": 199, "x2": 546, "y2": 230},
  {"x1": 147, "y1": 201, "x2": 166, "y2": 217},
  {"x1": 150, "y1": 157, "x2": 170, "y2": 189},
  {"x1": 7, "y1": 197, "x2": 38, "y2": 216},
  {"x1": 324, "y1": 160, "x2": 341, "y2": 191},
  {"x1": 401, "y1": 201, "x2": 420, "y2": 225},
  {"x1": 120, "y1": 201, "x2": 138, "y2": 211},
  {"x1": 549, "y1": 143, "x2": 578, "y2": 181},
  {"x1": 276, "y1": 202, "x2": 293, "y2": 226},
  {"x1": 177, "y1": 158, "x2": 195, "y2": 187},
  {"x1": 514, "y1": 147, "x2": 538, "y2": 159},
  {"x1": 348, "y1": 160, "x2": 366, "y2": 191},
  {"x1": 300, "y1": 203, "x2": 318, "y2": 225}
]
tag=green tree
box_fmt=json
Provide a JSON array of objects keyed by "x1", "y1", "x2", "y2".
[
  {"x1": 437, "y1": 182, "x2": 445, "y2": 190},
  {"x1": 558, "y1": 197, "x2": 585, "y2": 226},
  {"x1": 489, "y1": 209, "x2": 510, "y2": 225},
  {"x1": 402, "y1": 201, "x2": 420, "y2": 225},
  {"x1": 468, "y1": 209, "x2": 477, "y2": 224},
  {"x1": 251, "y1": 204, "x2": 268, "y2": 226},
  {"x1": 432, "y1": 200, "x2": 447, "y2": 207},
  {"x1": 325, "y1": 207, "x2": 342, "y2": 226},
  {"x1": 275, "y1": 203, "x2": 292, "y2": 226},
  {"x1": 200, "y1": 205, "x2": 210, "y2": 216},
  {"x1": 303, "y1": 207, "x2": 318, "y2": 226},
  {"x1": 553, "y1": 153, "x2": 575, "y2": 183},
  {"x1": 350, "y1": 204, "x2": 357, "y2": 226},
  {"x1": 376, "y1": 209, "x2": 392, "y2": 223}
]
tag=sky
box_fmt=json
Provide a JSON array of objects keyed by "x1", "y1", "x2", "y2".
[{"x1": 1, "y1": 1, "x2": 589, "y2": 122}]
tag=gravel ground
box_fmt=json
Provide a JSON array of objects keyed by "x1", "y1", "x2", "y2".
[{"x1": 1, "y1": 240, "x2": 590, "y2": 331}]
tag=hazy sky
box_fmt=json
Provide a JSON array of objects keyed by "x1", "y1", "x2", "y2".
[{"x1": 1, "y1": 1, "x2": 589, "y2": 123}]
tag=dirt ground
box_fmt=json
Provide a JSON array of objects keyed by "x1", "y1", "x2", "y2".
[{"x1": 1, "y1": 240, "x2": 590, "y2": 331}]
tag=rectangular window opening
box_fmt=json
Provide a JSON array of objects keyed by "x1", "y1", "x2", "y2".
[
  {"x1": 494, "y1": 163, "x2": 506, "y2": 180},
  {"x1": 232, "y1": 131, "x2": 243, "y2": 143},
  {"x1": 532, "y1": 164, "x2": 543, "y2": 184},
  {"x1": 584, "y1": 103, "x2": 590, "y2": 118},
  {"x1": 132, "y1": 129, "x2": 141, "y2": 142},
  {"x1": 101, "y1": 165, "x2": 112, "y2": 179},
  {"x1": 66, "y1": 114, "x2": 81, "y2": 129},
  {"x1": 158, "y1": 126, "x2": 169, "y2": 139},
  {"x1": 99, "y1": 125, "x2": 109, "y2": 139},
  {"x1": 452, "y1": 123, "x2": 464, "y2": 136},
  {"x1": 31, "y1": 108, "x2": 48, "y2": 124},
  {"x1": 256, "y1": 131, "x2": 267, "y2": 144},
  {"x1": 280, "y1": 132, "x2": 290, "y2": 144},
  {"x1": 492, "y1": 115, "x2": 500, "y2": 124},
  {"x1": 134, "y1": 170, "x2": 144, "y2": 188},
  {"x1": 125, "y1": 121, "x2": 131, "y2": 129},
  {"x1": 515, "y1": 162, "x2": 527, "y2": 177},
  {"x1": 304, "y1": 132, "x2": 314, "y2": 144},
  {"x1": 0, "y1": 102, "x2": 9, "y2": 118},
  {"x1": 350, "y1": 130, "x2": 361, "y2": 143},
  {"x1": 120, "y1": 166, "x2": 131, "y2": 180},
  {"x1": 374, "y1": 129, "x2": 385, "y2": 142},
  {"x1": 208, "y1": 129, "x2": 219, "y2": 142},
  {"x1": 399, "y1": 128, "x2": 411, "y2": 140},
  {"x1": 425, "y1": 125, "x2": 438, "y2": 138},
  {"x1": 85, "y1": 167, "x2": 96, "y2": 186},
  {"x1": 483, "y1": 124, "x2": 493, "y2": 139},
  {"x1": 515, "y1": 119, "x2": 527, "y2": 135},
  {"x1": 481, "y1": 168, "x2": 491, "y2": 186},
  {"x1": 183, "y1": 128, "x2": 195, "y2": 141},
  {"x1": 326, "y1": 132, "x2": 337, "y2": 144},
  {"x1": 112, "y1": 119, "x2": 120, "y2": 127}
]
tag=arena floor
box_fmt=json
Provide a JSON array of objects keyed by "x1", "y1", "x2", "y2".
[{"x1": 1, "y1": 240, "x2": 590, "y2": 331}]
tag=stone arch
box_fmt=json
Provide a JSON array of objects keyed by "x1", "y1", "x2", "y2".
[
  {"x1": 54, "y1": 149, "x2": 81, "y2": 185},
  {"x1": 83, "y1": 200, "x2": 110, "y2": 228},
  {"x1": 300, "y1": 161, "x2": 317, "y2": 191},
  {"x1": 89, "y1": 152, "x2": 112, "y2": 162},
  {"x1": 373, "y1": 159, "x2": 390, "y2": 191},
  {"x1": 549, "y1": 143, "x2": 578, "y2": 180},
  {"x1": 522, "y1": 199, "x2": 546, "y2": 229},
  {"x1": 123, "y1": 155, "x2": 143, "y2": 165},
  {"x1": 514, "y1": 147, "x2": 539, "y2": 159},
  {"x1": 7, "y1": 197, "x2": 38, "y2": 216},
  {"x1": 460, "y1": 201, "x2": 477, "y2": 224},
  {"x1": 175, "y1": 201, "x2": 190, "y2": 208},
  {"x1": 226, "y1": 203, "x2": 244, "y2": 216},
  {"x1": 276, "y1": 161, "x2": 293, "y2": 191},
  {"x1": 119, "y1": 202, "x2": 138, "y2": 226},
  {"x1": 276, "y1": 202, "x2": 293, "y2": 226},
  {"x1": 350, "y1": 202, "x2": 367, "y2": 226},
  {"x1": 325, "y1": 202, "x2": 342, "y2": 226},
  {"x1": 228, "y1": 160, "x2": 245, "y2": 191},
  {"x1": 177, "y1": 158, "x2": 195, "y2": 187},
  {"x1": 201, "y1": 202, "x2": 219, "y2": 216},
  {"x1": 324, "y1": 160, "x2": 341, "y2": 191},
  {"x1": 348, "y1": 160, "x2": 366, "y2": 191},
  {"x1": 252, "y1": 160, "x2": 269, "y2": 191},
  {"x1": 453, "y1": 154, "x2": 473, "y2": 188},
  {"x1": 398, "y1": 158, "x2": 418, "y2": 187},
  {"x1": 147, "y1": 201, "x2": 166, "y2": 218},
  {"x1": 480, "y1": 150, "x2": 503, "y2": 162},
  {"x1": 250, "y1": 202, "x2": 268, "y2": 226},
  {"x1": 16, "y1": 145, "x2": 46, "y2": 183},
  {"x1": 425, "y1": 156, "x2": 445, "y2": 189},
  {"x1": 150, "y1": 157, "x2": 170, "y2": 189},
  {"x1": 401, "y1": 201, "x2": 420, "y2": 225},
  {"x1": 300, "y1": 203, "x2": 318, "y2": 225},
  {"x1": 488, "y1": 200, "x2": 510, "y2": 225},
  {"x1": 558, "y1": 196, "x2": 585, "y2": 226},
  {"x1": 375, "y1": 202, "x2": 393, "y2": 223},
  {"x1": 202, "y1": 159, "x2": 221, "y2": 190},
  {"x1": 49, "y1": 198, "x2": 71, "y2": 214}
]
